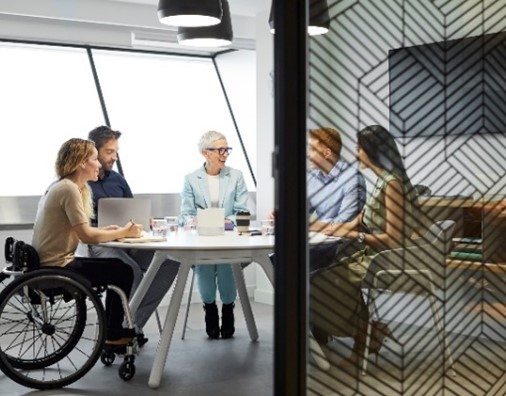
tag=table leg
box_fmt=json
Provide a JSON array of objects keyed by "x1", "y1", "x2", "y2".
[
  {"x1": 253, "y1": 253, "x2": 330, "y2": 371},
  {"x1": 232, "y1": 264, "x2": 258, "y2": 341},
  {"x1": 252, "y1": 254, "x2": 274, "y2": 285},
  {"x1": 129, "y1": 250, "x2": 166, "y2": 316},
  {"x1": 148, "y1": 261, "x2": 191, "y2": 389}
]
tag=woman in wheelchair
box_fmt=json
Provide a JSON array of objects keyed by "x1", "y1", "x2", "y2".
[
  {"x1": 31, "y1": 138, "x2": 143, "y2": 347},
  {"x1": 310, "y1": 125, "x2": 419, "y2": 365}
]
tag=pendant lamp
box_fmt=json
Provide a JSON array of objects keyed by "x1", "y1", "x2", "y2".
[
  {"x1": 177, "y1": 0, "x2": 233, "y2": 47},
  {"x1": 308, "y1": 0, "x2": 330, "y2": 36},
  {"x1": 269, "y1": 0, "x2": 330, "y2": 36},
  {"x1": 158, "y1": 0, "x2": 222, "y2": 27}
]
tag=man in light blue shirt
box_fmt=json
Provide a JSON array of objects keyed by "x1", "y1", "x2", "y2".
[{"x1": 307, "y1": 127, "x2": 366, "y2": 231}]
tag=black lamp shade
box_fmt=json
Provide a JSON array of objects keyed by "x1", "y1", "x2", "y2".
[
  {"x1": 158, "y1": 0, "x2": 222, "y2": 27},
  {"x1": 177, "y1": 0, "x2": 233, "y2": 47},
  {"x1": 269, "y1": 0, "x2": 330, "y2": 36},
  {"x1": 268, "y1": 4, "x2": 274, "y2": 33},
  {"x1": 308, "y1": 0, "x2": 330, "y2": 36}
]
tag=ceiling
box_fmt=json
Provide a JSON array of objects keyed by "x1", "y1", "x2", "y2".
[{"x1": 110, "y1": 0, "x2": 271, "y2": 17}]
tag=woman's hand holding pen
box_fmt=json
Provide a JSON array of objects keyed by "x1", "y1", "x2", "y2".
[{"x1": 124, "y1": 219, "x2": 143, "y2": 238}]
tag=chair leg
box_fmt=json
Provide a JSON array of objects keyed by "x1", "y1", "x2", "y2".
[
  {"x1": 361, "y1": 287, "x2": 376, "y2": 376},
  {"x1": 181, "y1": 268, "x2": 195, "y2": 340},
  {"x1": 155, "y1": 308, "x2": 162, "y2": 334}
]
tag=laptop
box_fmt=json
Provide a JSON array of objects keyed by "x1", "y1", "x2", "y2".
[
  {"x1": 197, "y1": 208, "x2": 224, "y2": 236},
  {"x1": 97, "y1": 198, "x2": 151, "y2": 232}
]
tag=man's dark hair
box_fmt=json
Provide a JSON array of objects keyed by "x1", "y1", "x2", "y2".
[{"x1": 88, "y1": 125, "x2": 122, "y2": 150}]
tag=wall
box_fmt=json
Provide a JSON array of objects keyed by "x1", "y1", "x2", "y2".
[
  {"x1": 310, "y1": 0, "x2": 506, "y2": 200},
  {"x1": 254, "y1": 9, "x2": 274, "y2": 305}
]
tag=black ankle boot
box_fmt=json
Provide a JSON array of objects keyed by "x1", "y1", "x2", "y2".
[
  {"x1": 203, "y1": 302, "x2": 220, "y2": 339},
  {"x1": 220, "y1": 303, "x2": 235, "y2": 339}
]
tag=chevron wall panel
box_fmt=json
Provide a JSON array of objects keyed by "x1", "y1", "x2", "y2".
[{"x1": 308, "y1": 0, "x2": 506, "y2": 394}]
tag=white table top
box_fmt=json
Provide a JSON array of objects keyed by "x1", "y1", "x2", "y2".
[{"x1": 102, "y1": 230, "x2": 275, "y2": 251}]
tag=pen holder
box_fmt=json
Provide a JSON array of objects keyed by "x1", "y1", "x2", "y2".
[{"x1": 236, "y1": 212, "x2": 250, "y2": 233}]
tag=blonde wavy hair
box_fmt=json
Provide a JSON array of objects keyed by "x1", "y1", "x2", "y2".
[{"x1": 55, "y1": 138, "x2": 96, "y2": 220}]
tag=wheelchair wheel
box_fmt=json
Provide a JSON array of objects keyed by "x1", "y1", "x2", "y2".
[{"x1": 0, "y1": 268, "x2": 106, "y2": 390}]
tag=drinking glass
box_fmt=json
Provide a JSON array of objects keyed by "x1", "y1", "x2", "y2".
[
  {"x1": 152, "y1": 218, "x2": 168, "y2": 238},
  {"x1": 165, "y1": 216, "x2": 179, "y2": 234},
  {"x1": 261, "y1": 219, "x2": 275, "y2": 236}
]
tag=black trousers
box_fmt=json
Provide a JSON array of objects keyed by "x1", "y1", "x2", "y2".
[{"x1": 66, "y1": 257, "x2": 133, "y2": 338}]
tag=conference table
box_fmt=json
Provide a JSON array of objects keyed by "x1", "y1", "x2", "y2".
[
  {"x1": 102, "y1": 230, "x2": 275, "y2": 388},
  {"x1": 102, "y1": 229, "x2": 333, "y2": 388}
]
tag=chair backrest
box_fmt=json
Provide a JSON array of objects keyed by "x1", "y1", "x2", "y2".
[
  {"x1": 4, "y1": 237, "x2": 40, "y2": 272},
  {"x1": 365, "y1": 220, "x2": 456, "y2": 292},
  {"x1": 417, "y1": 220, "x2": 456, "y2": 254},
  {"x1": 414, "y1": 184, "x2": 432, "y2": 197}
]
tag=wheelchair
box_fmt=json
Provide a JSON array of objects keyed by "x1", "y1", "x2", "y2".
[{"x1": 0, "y1": 237, "x2": 138, "y2": 390}]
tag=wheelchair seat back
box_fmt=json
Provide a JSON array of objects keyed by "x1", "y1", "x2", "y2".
[{"x1": 4, "y1": 237, "x2": 40, "y2": 272}]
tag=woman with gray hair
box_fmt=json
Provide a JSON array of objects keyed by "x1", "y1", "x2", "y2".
[{"x1": 180, "y1": 131, "x2": 249, "y2": 339}]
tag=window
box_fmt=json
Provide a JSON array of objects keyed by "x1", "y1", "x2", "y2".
[
  {"x1": 0, "y1": 43, "x2": 103, "y2": 196},
  {"x1": 92, "y1": 49, "x2": 256, "y2": 193},
  {"x1": 0, "y1": 42, "x2": 257, "y2": 197}
]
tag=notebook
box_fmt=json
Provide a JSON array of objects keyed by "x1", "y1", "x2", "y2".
[{"x1": 97, "y1": 197, "x2": 151, "y2": 232}]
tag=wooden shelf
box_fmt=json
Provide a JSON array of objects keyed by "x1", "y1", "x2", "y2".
[{"x1": 446, "y1": 258, "x2": 506, "y2": 273}]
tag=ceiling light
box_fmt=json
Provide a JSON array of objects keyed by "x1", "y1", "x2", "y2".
[
  {"x1": 269, "y1": 0, "x2": 330, "y2": 36},
  {"x1": 308, "y1": 0, "x2": 330, "y2": 36},
  {"x1": 177, "y1": 0, "x2": 233, "y2": 47},
  {"x1": 158, "y1": 0, "x2": 222, "y2": 27}
]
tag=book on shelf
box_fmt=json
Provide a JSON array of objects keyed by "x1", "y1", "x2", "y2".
[
  {"x1": 452, "y1": 237, "x2": 482, "y2": 244},
  {"x1": 449, "y1": 251, "x2": 483, "y2": 261},
  {"x1": 452, "y1": 237, "x2": 482, "y2": 252},
  {"x1": 452, "y1": 242, "x2": 482, "y2": 254}
]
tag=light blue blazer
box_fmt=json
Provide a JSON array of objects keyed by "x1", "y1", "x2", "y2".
[{"x1": 180, "y1": 165, "x2": 249, "y2": 225}]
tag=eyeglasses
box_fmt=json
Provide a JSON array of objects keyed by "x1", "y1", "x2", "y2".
[{"x1": 206, "y1": 147, "x2": 233, "y2": 155}]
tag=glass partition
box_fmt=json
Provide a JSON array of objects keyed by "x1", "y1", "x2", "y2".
[{"x1": 307, "y1": 1, "x2": 506, "y2": 394}]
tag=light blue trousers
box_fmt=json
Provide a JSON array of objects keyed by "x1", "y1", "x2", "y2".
[{"x1": 195, "y1": 264, "x2": 237, "y2": 304}]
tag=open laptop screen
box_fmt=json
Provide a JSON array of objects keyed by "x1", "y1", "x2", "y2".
[{"x1": 97, "y1": 198, "x2": 151, "y2": 231}]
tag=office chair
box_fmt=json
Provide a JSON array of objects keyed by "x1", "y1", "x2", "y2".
[
  {"x1": 181, "y1": 263, "x2": 257, "y2": 340},
  {"x1": 361, "y1": 220, "x2": 457, "y2": 376}
]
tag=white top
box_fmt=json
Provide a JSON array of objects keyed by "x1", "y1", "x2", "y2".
[{"x1": 207, "y1": 174, "x2": 219, "y2": 208}]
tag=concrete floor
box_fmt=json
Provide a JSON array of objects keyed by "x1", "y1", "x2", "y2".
[
  {"x1": 2, "y1": 296, "x2": 505, "y2": 395},
  {"x1": 0, "y1": 301, "x2": 274, "y2": 396}
]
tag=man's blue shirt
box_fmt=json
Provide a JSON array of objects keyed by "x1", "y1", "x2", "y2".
[
  {"x1": 88, "y1": 170, "x2": 133, "y2": 225},
  {"x1": 308, "y1": 160, "x2": 366, "y2": 223}
]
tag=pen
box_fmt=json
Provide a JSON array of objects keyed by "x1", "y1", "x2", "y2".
[
  {"x1": 196, "y1": 204, "x2": 204, "y2": 210},
  {"x1": 129, "y1": 219, "x2": 136, "y2": 229}
]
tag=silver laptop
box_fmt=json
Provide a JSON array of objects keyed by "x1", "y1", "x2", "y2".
[{"x1": 97, "y1": 198, "x2": 151, "y2": 231}]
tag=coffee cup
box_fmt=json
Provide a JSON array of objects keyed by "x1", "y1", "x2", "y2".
[{"x1": 236, "y1": 211, "x2": 250, "y2": 233}]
